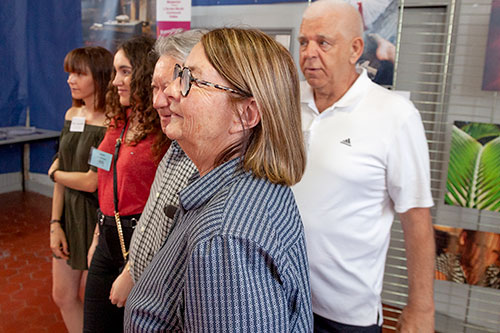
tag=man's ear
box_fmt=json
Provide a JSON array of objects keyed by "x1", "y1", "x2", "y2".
[
  {"x1": 349, "y1": 36, "x2": 364, "y2": 65},
  {"x1": 229, "y1": 98, "x2": 261, "y2": 134}
]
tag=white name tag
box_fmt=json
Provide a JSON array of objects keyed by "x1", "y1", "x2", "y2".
[
  {"x1": 70, "y1": 116, "x2": 86, "y2": 132},
  {"x1": 88, "y1": 147, "x2": 113, "y2": 171}
]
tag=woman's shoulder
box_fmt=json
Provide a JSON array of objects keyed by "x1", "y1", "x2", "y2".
[
  {"x1": 232, "y1": 173, "x2": 291, "y2": 204},
  {"x1": 224, "y1": 175, "x2": 300, "y2": 231},
  {"x1": 184, "y1": 174, "x2": 302, "y2": 259},
  {"x1": 64, "y1": 106, "x2": 81, "y2": 120}
]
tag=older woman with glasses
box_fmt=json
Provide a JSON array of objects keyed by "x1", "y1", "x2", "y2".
[{"x1": 124, "y1": 28, "x2": 313, "y2": 332}]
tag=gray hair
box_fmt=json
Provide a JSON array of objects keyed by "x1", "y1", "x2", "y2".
[{"x1": 154, "y1": 29, "x2": 207, "y2": 62}]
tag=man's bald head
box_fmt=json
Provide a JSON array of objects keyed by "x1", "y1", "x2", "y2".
[{"x1": 302, "y1": 0, "x2": 364, "y2": 41}]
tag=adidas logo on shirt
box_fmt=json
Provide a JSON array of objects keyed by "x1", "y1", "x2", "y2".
[{"x1": 340, "y1": 138, "x2": 352, "y2": 147}]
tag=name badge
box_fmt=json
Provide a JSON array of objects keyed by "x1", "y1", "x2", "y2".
[
  {"x1": 88, "y1": 147, "x2": 112, "y2": 171},
  {"x1": 70, "y1": 116, "x2": 86, "y2": 132}
]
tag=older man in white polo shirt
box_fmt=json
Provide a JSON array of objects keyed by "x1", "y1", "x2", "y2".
[{"x1": 292, "y1": 0, "x2": 435, "y2": 332}]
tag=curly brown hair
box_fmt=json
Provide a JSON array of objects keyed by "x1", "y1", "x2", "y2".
[{"x1": 105, "y1": 35, "x2": 167, "y2": 162}]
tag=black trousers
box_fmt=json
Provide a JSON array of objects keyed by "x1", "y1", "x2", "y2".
[
  {"x1": 83, "y1": 223, "x2": 134, "y2": 333},
  {"x1": 314, "y1": 313, "x2": 382, "y2": 333}
]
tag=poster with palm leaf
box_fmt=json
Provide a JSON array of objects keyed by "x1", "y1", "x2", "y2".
[{"x1": 445, "y1": 121, "x2": 500, "y2": 212}]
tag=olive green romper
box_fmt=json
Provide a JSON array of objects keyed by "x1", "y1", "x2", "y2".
[{"x1": 58, "y1": 120, "x2": 106, "y2": 270}]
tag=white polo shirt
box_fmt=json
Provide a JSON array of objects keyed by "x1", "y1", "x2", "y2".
[{"x1": 292, "y1": 69, "x2": 434, "y2": 326}]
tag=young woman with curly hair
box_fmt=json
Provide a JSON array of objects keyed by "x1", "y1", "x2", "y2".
[{"x1": 82, "y1": 35, "x2": 168, "y2": 332}]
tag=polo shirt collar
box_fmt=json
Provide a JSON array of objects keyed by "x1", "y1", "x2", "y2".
[
  {"x1": 301, "y1": 68, "x2": 371, "y2": 113},
  {"x1": 179, "y1": 157, "x2": 243, "y2": 211}
]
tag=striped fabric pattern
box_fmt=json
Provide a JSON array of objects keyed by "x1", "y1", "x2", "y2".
[
  {"x1": 125, "y1": 158, "x2": 313, "y2": 332},
  {"x1": 128, "y1": 141, "x2": 197, "y2": 282}
]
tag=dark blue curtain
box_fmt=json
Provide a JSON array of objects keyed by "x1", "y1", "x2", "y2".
[
  {"x1": 0, "y1": 0, "x2": 82, "y2": 174},
  {"x1": 0, "y1": 0, "x2": 29, "y2": 128}
]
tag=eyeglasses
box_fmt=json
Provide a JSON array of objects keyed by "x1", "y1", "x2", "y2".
[{"x1": 172, "y1": 64, "x2": 249, "y2": 97}]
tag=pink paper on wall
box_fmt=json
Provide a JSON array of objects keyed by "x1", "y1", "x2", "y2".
[{"x1": 156, "y1": 0, "x2": 191, "y2": 37}]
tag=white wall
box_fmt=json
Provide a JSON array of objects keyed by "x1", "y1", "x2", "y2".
[{"x1": 191, "y1": 2, "x2": 309, "y2": 77}]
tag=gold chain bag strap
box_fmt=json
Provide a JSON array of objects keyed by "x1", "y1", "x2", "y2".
[
  {"x1": 113, "y1": 118, "x2": 129, "y2": 262},
  {"x1": 114, "y1": 212, "x2": 128, "y2": 261}
]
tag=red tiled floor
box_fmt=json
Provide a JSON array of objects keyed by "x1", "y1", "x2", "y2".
[{"x1": 0, "y1": 191, "x2": 66, "y2": 333}]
